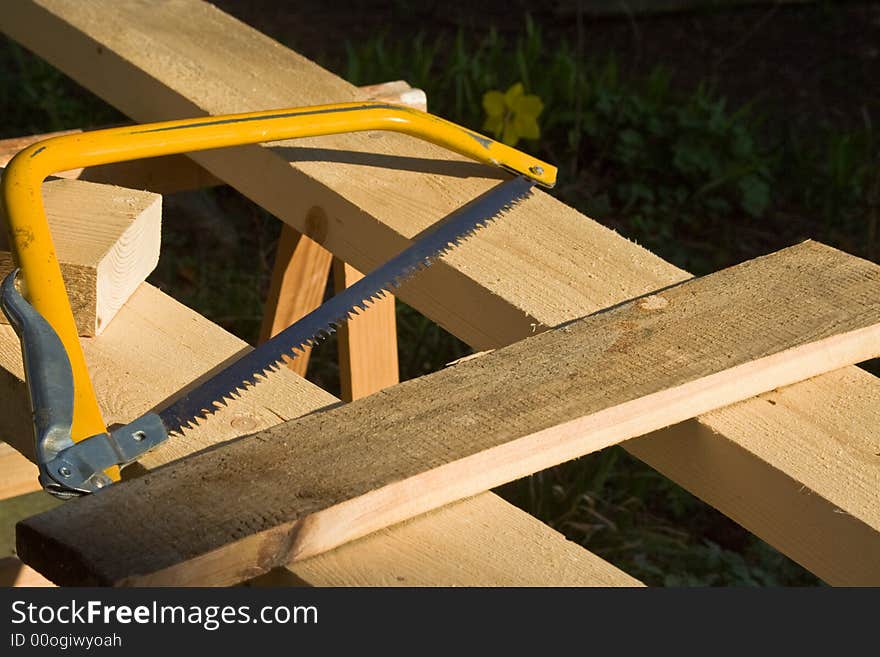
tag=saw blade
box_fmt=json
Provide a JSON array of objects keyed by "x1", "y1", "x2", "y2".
[{"x1": 156, "y1": 176, "x2": 534, "y2": 435}]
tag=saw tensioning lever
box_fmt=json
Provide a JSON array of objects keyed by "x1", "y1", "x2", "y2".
[{"x1": 1, "y1": 102, "x2": 557, "y2": 498}]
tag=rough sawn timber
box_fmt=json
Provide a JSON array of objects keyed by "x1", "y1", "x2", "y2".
[
  {"x1": 0, "y1": 280, "x2": 635, "y2": 586},
  {"x1": 17, "y1": 242, "x2": 880, "y2": 586},
  {"x1": 0, "y1": 81, "x2": 423, "y2": 196},
  {"x1": 0, "y1": 176, "x2": 161, "y2": 336},
  {"x1": 0, "y1": 0, "x2": 688, "y2": 349},
  {"x1": 5, "y1": 0, "x2": 879, "y2": 584},
  {"x1": 333, "y1": 258, "x2": 399, "y2": 401},
  {"x1": 249, "y1": 492, "x2": 640, "y2": 587},
  {"x1": 0, "y1": 182, "x2": 635, "y2": 588}
]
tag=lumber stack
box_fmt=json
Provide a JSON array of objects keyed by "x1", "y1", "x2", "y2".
[
  {"x1": 0, "y1": 0, "x2": 878, "y2": 587},
  {"x1": 15, "y1": 241, "x2": 880, "y2": 585},
  {"x1": 0, "y1": 175, "x2": 637, "y2": 589},
  {"x1": 0, "y1": 177, "x2": 160, "y2": 336},
  {"x1": 0, "y1": 279, "x2": 637, "y2": 588}
]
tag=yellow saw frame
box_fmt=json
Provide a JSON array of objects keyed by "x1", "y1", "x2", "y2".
[{"x1": 2, "y1": 101, "x2": 556, "y2": 481}]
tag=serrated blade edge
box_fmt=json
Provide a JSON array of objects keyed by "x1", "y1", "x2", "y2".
[{"x1": 156, "y1": 176, "x2": 534, "y2": 435}]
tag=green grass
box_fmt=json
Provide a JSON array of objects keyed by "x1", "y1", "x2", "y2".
[
  {"x1": 3, "y1": 18, "x2": 876, "y2": 585},
  {"x1": 342, "y1": 18, "x2": 878, "y2": 275}
]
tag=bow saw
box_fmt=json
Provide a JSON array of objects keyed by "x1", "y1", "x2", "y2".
[{"x1": 0, "y1": 102, "x2": 556, "y2": 498}]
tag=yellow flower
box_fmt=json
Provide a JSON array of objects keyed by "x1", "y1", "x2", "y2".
[{"x1": 482, "y1": 82, "x2": 544, "y2": 147}]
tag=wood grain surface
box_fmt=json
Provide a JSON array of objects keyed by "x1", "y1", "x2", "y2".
[
  {"x1": 17, "y1": 242, "x2": 880, "y2": 585},
  {"x1": 4, "y1": 0, "x2": 878, "y2": 584},
  {"x1": 0, "y1": 176, "x2": 160, "y2": 335}
]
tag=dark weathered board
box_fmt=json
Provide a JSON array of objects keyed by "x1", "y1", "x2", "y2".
[{"x1": 17, "y1": 241, "x2": 880, "y2": 586}]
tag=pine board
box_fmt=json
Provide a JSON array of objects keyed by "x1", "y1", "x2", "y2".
[
  {"x1": 0, "y1": 0, "x2": 689, "y2": 350},
  {"x1": 0, "y1": 176, "x2": 635, "y2": 587},
  {"x1": 254, "y1": 494, "x2": 642, "y2": 587},
  {"x1": 17, "y1": 242, "x2": 880, "y2": 586},
  {"x1": 0, "y1": 176, "x2": 161, "y2": 335},
  {"x1": 333, "y1": 258, "x2": 399, "y2": 401},
  {"x1": 5, "y1": 0, "x2": 878, "y2": 584},
  {"x1": 627, "y1": 366, "x2": 880, "y2": 584}
]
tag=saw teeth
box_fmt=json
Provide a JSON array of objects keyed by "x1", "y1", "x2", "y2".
[{"x1": 159, "y1": 177, "x2": 534, "y2": 436}]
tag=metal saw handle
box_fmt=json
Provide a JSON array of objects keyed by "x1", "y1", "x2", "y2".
[
  {"x1": 2, "y1": 102, "x2": 557, "y2": 452},
  {"x1": 0, "y1": 270, "x2": 76, "y2": 481},
  {"x1": 1, "y1": 270, "x2": 167, "y2": 496}
]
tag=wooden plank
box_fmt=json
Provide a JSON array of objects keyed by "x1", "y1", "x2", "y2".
[
  {"x1": 251, "y1": 494, "x2": 642, "y2": 587},
  {"x1": 0, "y1": 443, "x2": 40, "y2": 500},
  {"x1": 0, "y1": 0, "x2": 690, "y2": 351},
  {"x1": 0, "y1": 82, "x2": 424, "y2": 196},
  {"x1": 0, "y1": 283, "x2": 637, "y2": 587},
  {"x1": 0, "y1": 181, "x2": 636, "y2": 588},
  {"x1": 626, "y1": 366, "x2": 880, "y2": 586},
  {"x1": 0, "y1": 492, "x2": 634, "y2": 588},
  {"x1": 333, "y1": 258, "x2": 399, "y2": 400},
  {"x1": 258, "y1": 226, "x2": 332, "y2": 377},
  {"x1": 6, "y1": 0, "x2": 876, "y2": 584},
  {"x1": 0, "y1": 175, "x2": 161, "y2": 336},
  {"x1": 259, "y1": 79, "x2": 423, "y2": 380},
  {"x1": 17, "y1": 242, "x2": 880, "y2": 586}
]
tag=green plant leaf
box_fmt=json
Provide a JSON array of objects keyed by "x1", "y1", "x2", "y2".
[{"x1": 738, "y1": 175, "x2": 770, "y2": 217}]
